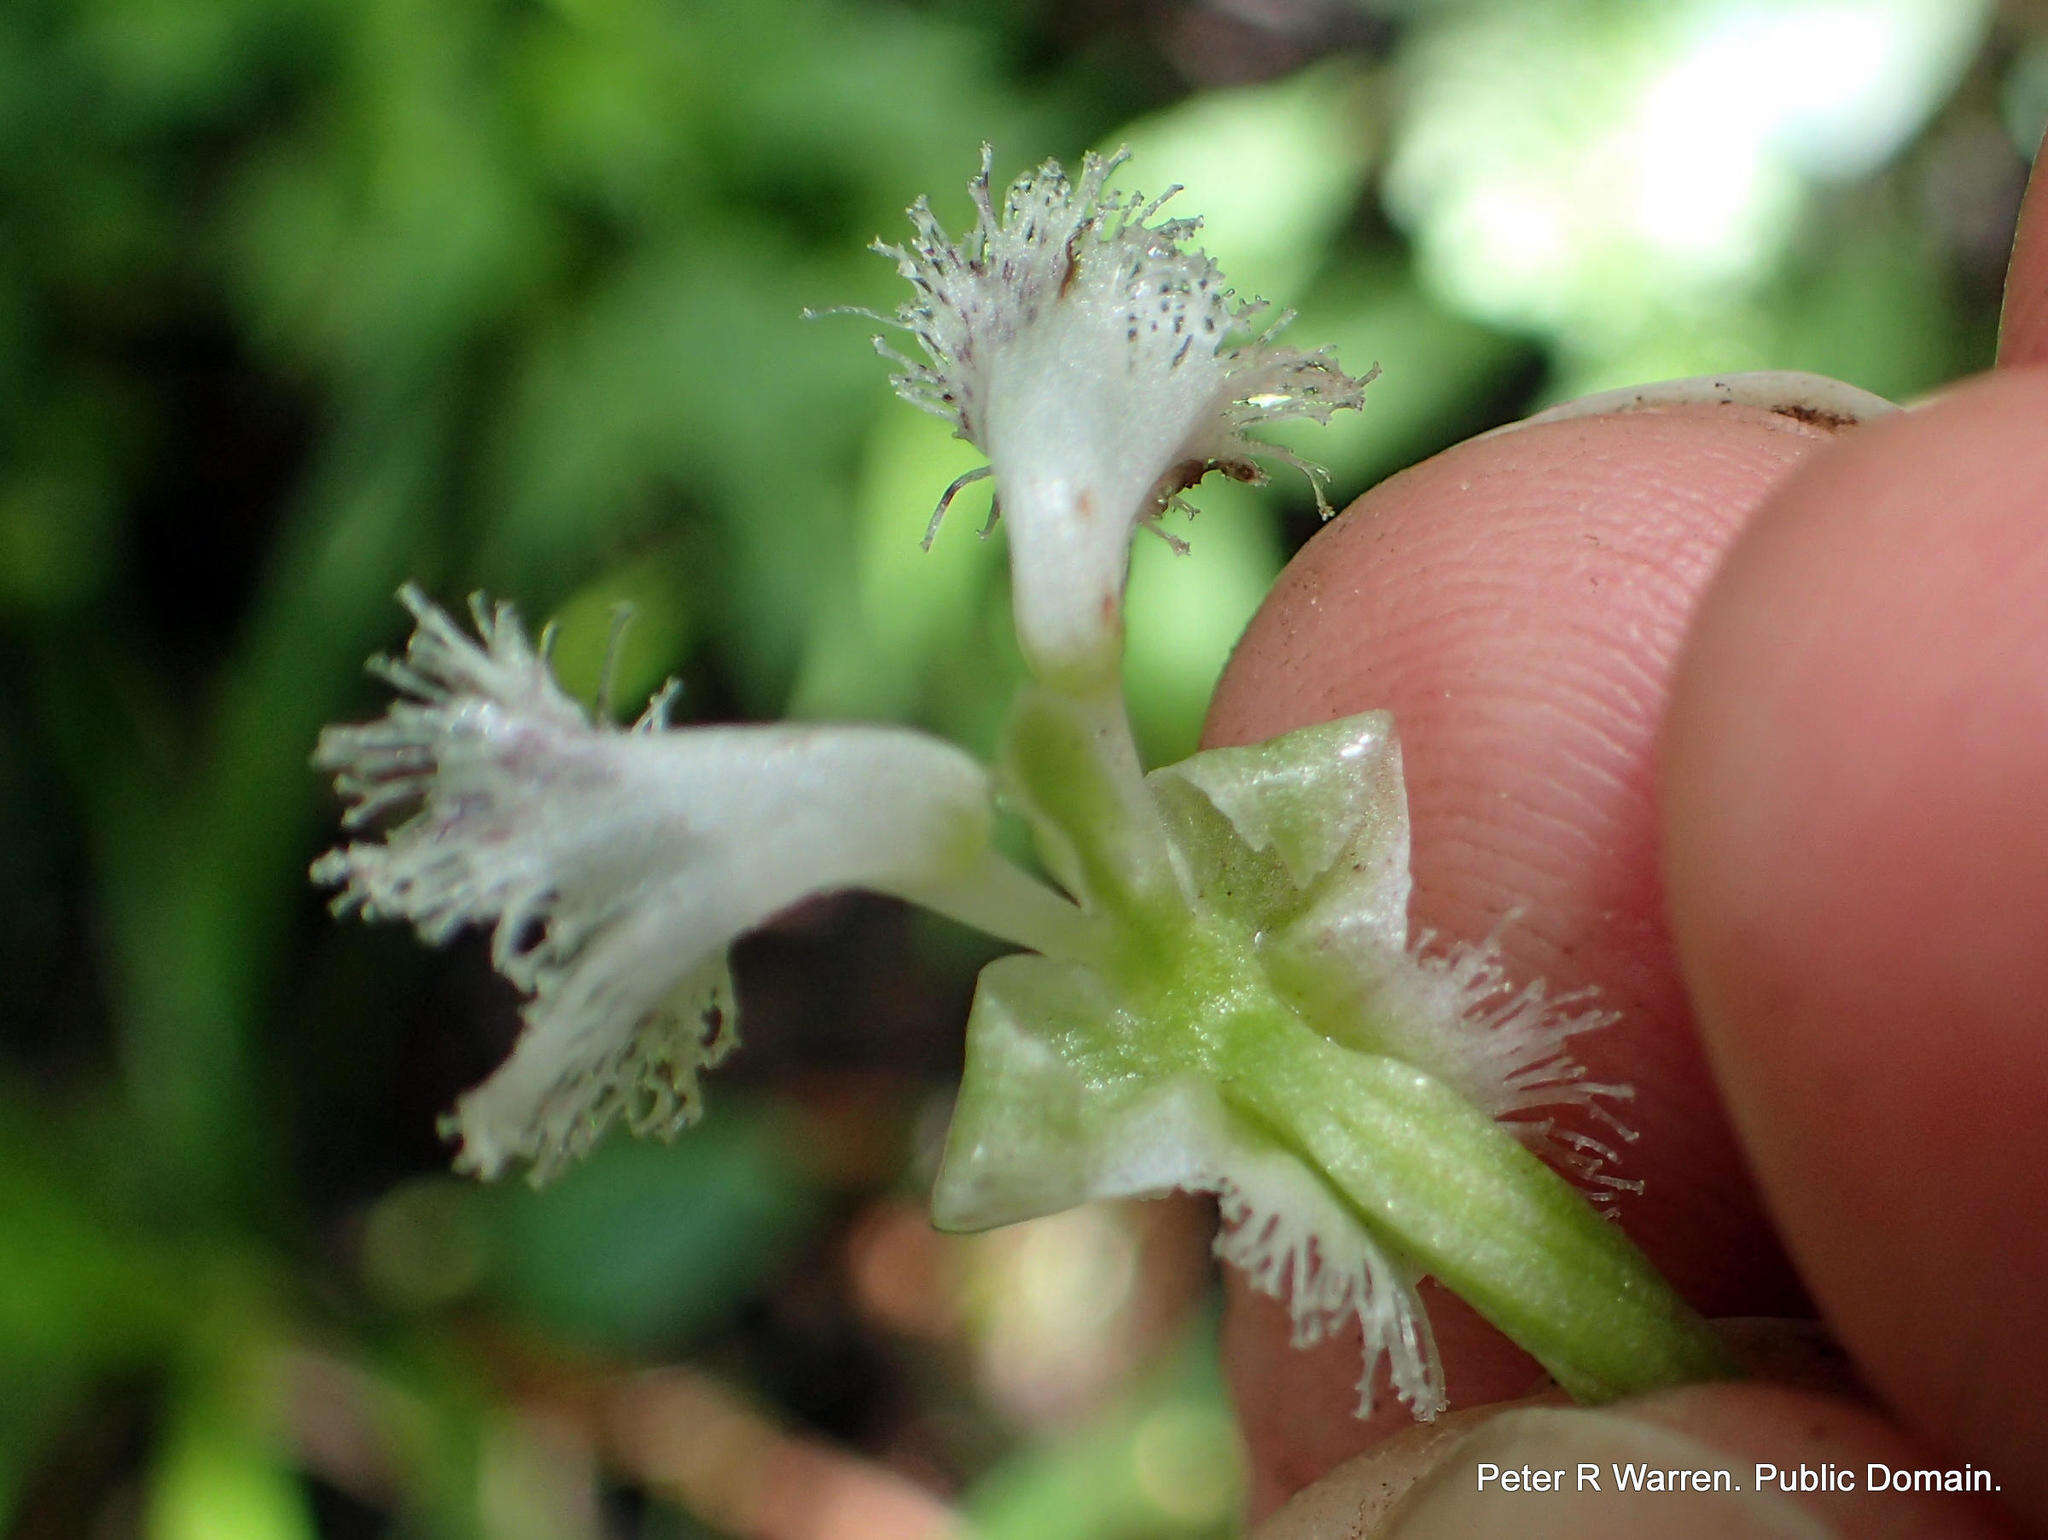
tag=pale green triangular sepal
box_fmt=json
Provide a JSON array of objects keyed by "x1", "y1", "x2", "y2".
[
  {"x1": 1146, "y1": 711, "x2": 1410, "y2": 954},
  {"x1": 1150, "y1": 713, "x2": 1628, "y2": 1161},
  {"x1": 929, "y1": 951, "x2": 1444, "y2": 1415},
  {"x1": 930, "y1": 953, "x2": 1209, "y2": 1231}
]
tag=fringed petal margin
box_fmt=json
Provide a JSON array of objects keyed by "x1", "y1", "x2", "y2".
[{"x1": 314, "y1": 588, "x2": 1008, "y2": 1181}]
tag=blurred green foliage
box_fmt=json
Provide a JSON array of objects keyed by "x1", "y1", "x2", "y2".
[{"x1": 1, "y1": 0, "x2": 2041, "y2": 1533}]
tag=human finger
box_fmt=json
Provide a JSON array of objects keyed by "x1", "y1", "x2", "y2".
[
  {"x1": 1207, "y1": 399, "x2": 1850, "y2": 1516},
  {"x1": 1258, "y1": 1369, "x2": 2015, "y2": 1539},
  {"x1": 1997, "y1": 126, "x2": 2048, "y2": 368},
  {"x1": 1662, "y1": 366, "x2": 2048, "y2": 1532}
]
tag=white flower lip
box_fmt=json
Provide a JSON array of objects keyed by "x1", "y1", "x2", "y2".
[
  {"x1": 312, "y1": 587, "x2": 999, "y2": 1182},
  {"x1": 873, "y1": 146, "x2": 1373, "y2": 676}
]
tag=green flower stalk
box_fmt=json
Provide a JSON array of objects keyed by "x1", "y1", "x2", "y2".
[{"x1": 315, "y1": 149, "x2": 1735, "y2": 1420}]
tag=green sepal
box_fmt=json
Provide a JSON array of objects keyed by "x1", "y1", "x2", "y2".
[
  {"x1": 1149, "y1": 712, "x2": 1629, "y2": 1144},
  {"x1": 931, "y1": 950, "x2": 1446, "y2": 1411},
  {"x1": 930, "y1": 953, "x2": 1201, "y2": 1231},
  {"x1": 1148, "y1": 712, "x2": 1425, "y2": 1061},
  {"x1": 1148, "y1": 710, "x2": 1409, "y2": 931}
]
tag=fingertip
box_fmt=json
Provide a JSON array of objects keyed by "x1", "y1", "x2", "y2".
[
  {"x1": 1260, "y1": 1382, "x2": 2019, "y2": 1540},
  {"x1": 1226, "y1": 1277, "x2": 1548, "y2": 1521},
  {"x1": 1212, "y1": 402, "x2": 1838, "y2": 1513},
  {"x1": 1258, "y1": 1323, "x2": 2009, "y2": 1540},
  {"x1": 1662, "y1": 368, "x2": 2048, "y2": 1529},
  {"x1": 1997, "y1": 127, "x2": 2048, "y2": 368}
]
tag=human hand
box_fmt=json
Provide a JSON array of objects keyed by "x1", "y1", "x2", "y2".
[{"x1": 1205, "y1": 131, "x2": 2048, "y2": 1537}]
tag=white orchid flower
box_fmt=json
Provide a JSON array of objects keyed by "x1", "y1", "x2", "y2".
[
  {"x1": 313, "y1": 588, "x2": 1084, "y2": 1182},
  {"x1": 868, "y1": 147, "x2": 1372, "y2": 680}
]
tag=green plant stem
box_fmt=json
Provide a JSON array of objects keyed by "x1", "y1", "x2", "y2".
[
  {"x1": 1221, "y1": 1002, "x2": 1737, "y2": 1401},
  {"x1": 1003, "y1": 680, "x2": 1182, "y2": 936},
  {"x1": 1001, "y1": 681, "x2": 1738, "y2": 1406}
]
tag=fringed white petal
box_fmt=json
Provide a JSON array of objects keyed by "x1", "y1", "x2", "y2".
[
  {"x1": 875, "y1": 146, "x2": 1372, "y2": 673},
  {"x1": 1361, "y1": 933, "x2": 1639, "y2": 1199},
  {"x1": 314, "y1": 587, "x2": 997, "y2": 1182},
  {"x1": 1209, "y1": 1132, "x2": 1441, "y2": 1418}
]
